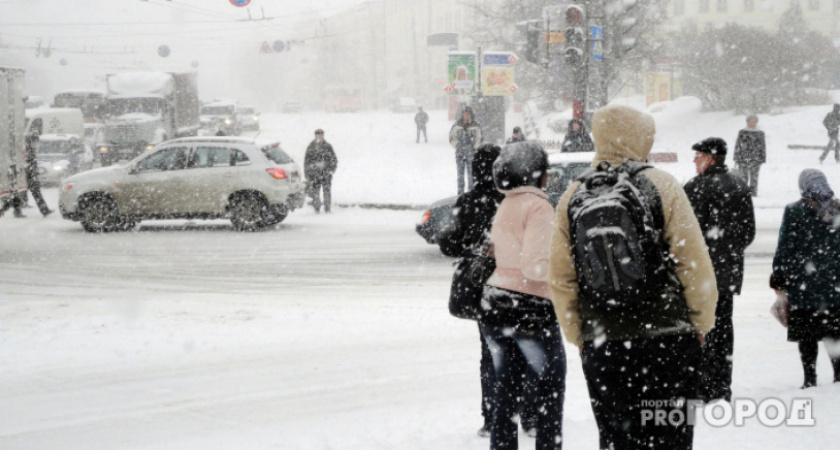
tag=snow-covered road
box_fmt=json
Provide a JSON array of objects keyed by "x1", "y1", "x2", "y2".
[{"x1": 3, "y1": 106, "x2": 840, "y2": 449}]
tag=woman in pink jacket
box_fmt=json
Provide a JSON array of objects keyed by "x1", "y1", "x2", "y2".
[{"x1": 481, "y1": 142, "x2": 566, "y2": 450}]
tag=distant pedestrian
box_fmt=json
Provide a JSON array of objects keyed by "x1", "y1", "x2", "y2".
[
  {"x1": 304, "y1": 129, "x2": 338, "y2": 213},
  {"x1": 560, "y1": 118, "x2": 594, "y2": 153},
  {"x1": 482, "y1": 141, "x2": 565, "y2": 449},
  {"x1": 449, "y1": 106, "x2": 482, "y2": 195},
  {"x1": 819, "y1": 104, "x2": 840, "y2": 164},
  {"x1": 13, "y1": 134, "x2": 52, "y2": 218},
  {"x1": 684, "y1": 137, "x2": 756, "y2": 402},
  {"x1": 550, "y1": 105, "x2": 717, "y2": 450},
  {"x1": 770, "y1": 169, "x2": 840, "y2": 388},
  {"x1": 733, "y1": 114, "x2": 766, "y2": 196},
  {"x1": 415, "y1": 107, "x2": 429, "y2": 143},
  {"x1": 505, "y1": 126, "x2": 526, "y2": 144}
]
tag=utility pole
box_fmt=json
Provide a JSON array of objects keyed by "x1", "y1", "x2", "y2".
[{"x1": 563, "y1": 2, "x2": 587, "y2": 119}]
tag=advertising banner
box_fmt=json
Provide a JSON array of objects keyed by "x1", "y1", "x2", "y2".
[
  {"x1": 480, "y1": 52, "x2": 518, "y2": 96},
  {"x1": 446, "y1": 52, "x2": 477, "y2": 95}
]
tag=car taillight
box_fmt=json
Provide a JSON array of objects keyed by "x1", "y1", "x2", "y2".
[
  {"x1": 64, "y1": 183, "x2": 74, "y2": 191},
  {"x1": 265, "y1": 168, "x2": 287, "y2": 179},
  {"x1": 421, "y1": 210, "x2": 431, "y2": 224}
]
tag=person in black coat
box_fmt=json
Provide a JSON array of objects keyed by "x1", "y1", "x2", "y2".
[
  {"x1": 560, "y1": 118, "x2": 594, "y2": 153},
  {"x1": 505, "y1": 126, "x2": 526, "y2": 144},
  {"x1": 684, "y1": 137, "x2": 756, "y2": 402},
  {"x1": 770, "y1": 169, "x2": 840, "y2": 388},
  {"x1": 819, "y1": 104, "x2": 840, "y2": 164},
  {"x1": 733, "y1": 115, "x2": 766, "y2": 196},
  {"x1": 13, "y1": 134, "x2": 52, "y2": 218},
  {"x1": 437, "y1": 144, "x2": 537, "y2": 438},
  {"x1": 304, "y1": 129, "x2": 338, "y2": 213}
]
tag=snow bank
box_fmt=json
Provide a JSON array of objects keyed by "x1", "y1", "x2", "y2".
[{"x1": 107, "y1": 72, "x2": 173, "y2": 96}]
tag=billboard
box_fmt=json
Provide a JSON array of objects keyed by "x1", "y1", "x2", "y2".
[
  {"x1": 446, "y1": 52, "x2": 477, "y2": 96},
  {"x1": 481, "y1": 52, "x2": 518, "y2": 96}
]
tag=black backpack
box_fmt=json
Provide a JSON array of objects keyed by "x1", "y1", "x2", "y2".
[{"x1": 568, "y1": 161, "x2": 668, "y2": 313}]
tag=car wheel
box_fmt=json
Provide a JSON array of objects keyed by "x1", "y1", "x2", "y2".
[
  {"x1": 79, "y1": 195, "x2": 119, "y2": 233},
  {"x1": 263, "y1": 205, "x2": 288, "y2": 226},
  {"x1": 229, "y1": 193, "x2": 266, "y2": 231}
]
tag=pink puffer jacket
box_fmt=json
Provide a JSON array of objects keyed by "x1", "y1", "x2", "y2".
[{"x1": 486, "y1": 186, "x2": 555, "y2": 300}]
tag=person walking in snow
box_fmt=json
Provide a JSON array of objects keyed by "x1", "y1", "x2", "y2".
[
  {"x1": 770, "y1": 169, "x2": 840, "y2": 388},
  {"x1": 414, "y1": 106, "x2": 429, "y2": 143},
  {"x1": 550, "y1": 105, "x2": 717, "y2": 450},
  {"x1": 505, "y1": 126, "x2": 526, "y2": 144},
  {"x1": 480, "y1": 141, "x2": 566, "y2": 449},
  {"x1": 449, "y1": 106, "x2": 482, "y2": 195},
  {"x1": 304, "y1": 129, "x2": 338, "y2": 213},
  {"x1": 684, "y1": 137, "x2": 756, "y2": 402},
  {"x1": 733, "y1": 114, "x2": 766, "y2": 196},
  {"x1": 438, "y1": 144, "x2": 538, "y2": 439},
  {"x1": 13, "y1": 134, "x2": 53, "y2": 218},
  {"x1": 560, "y1": 118, "x2": 594, "y2": 153},
  {"x1": 819, "y1": 104, "x2": 840, "y2": 164}
]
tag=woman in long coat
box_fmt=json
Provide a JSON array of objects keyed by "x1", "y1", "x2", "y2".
[{"x1": 770, "y1": 169, "x2": 840, "y2": 388}]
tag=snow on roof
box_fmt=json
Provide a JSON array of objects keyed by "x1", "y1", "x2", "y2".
[
  {"x1": 24, "y1": 107, "x2": 85, "y2": 118},
  {"x1": 38, "y1": 133, "x2": 82, "y2": 141},
  {"x1": 107, "y1": 72, "x2": 173, "y2": 96},
  {"x1": 54, "y1": 89, "x2": 107, "y2": 96}
]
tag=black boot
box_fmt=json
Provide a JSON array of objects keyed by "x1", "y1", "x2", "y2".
[{"x1": 799, "y1": 341, "x2": 818, "y2": 388}]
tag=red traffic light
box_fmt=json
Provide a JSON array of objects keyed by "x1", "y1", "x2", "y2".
[{"x1": 565, "y1": 5, "x2": 585, "y2": 26}]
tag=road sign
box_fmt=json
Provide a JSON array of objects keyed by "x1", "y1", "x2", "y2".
[
  {"x1": 229, "y1": 0, "x2": 251, "y2": 7},
  {"x1": 590, "y1": 26, "x2": 603, "y2": 62},
  {"x1": 260, "y1": 41, "x2": 272, "y2": 54},
  {"x1": 545, "y1": 31, "x2": 565, "y2": 44},
  {"x1": 273, "y1": 40, "x2": 286, "y2": 53}
]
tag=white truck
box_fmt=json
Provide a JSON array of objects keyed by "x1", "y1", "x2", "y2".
[
  {"x1": 0, "y1": 67, "x2": 27, "y2": 216},
  {"x1": 99, "y1": 72, "x2": 199, "y2": 165}
]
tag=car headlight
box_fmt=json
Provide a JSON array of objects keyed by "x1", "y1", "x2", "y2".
[
  {"x1": 98, "y1": 146, "x2": 109, "y2": 153},
  {"x1": 225, "y1": 118, "x2": 232, "y2": 125},
  {"x1": 253, "y1": 116, "x2": 259, "y2": 121},
  {"x1": 145, "y1": 145, "x2": 154, "y2": 151}
]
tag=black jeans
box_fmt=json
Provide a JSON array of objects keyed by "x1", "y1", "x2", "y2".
[
  {"x1": 820, "y1": 133, "x2": 839, "y2": 162},
  {"x1": 480, "y1": 324, "x2": 538, "y2": 430},
  {"x1": 455, "y1": 151, "x2": 473, "y2": 195},
  {"x1": 416, "y1": 125, "x2": 427, "y2": 143},
  {"x1": 582, "y1": 334, "x2": 701, "y2": 450},
  {"x1": 798, "y1": 340, "x2": 840, "y2": 385},
  {"x1": 15, "y1": 175, "x2": 50, "y2": 216},
  {"x1": 307, "y1": 175, "x2": 332, "y2": 212},
  {"x1": 481, "y1": 321, "x2": 566, "y2": 450},
  {"x1": 699, "y1": 291, "x2": 734, "y2": 402},
  {"x1": 740, "y1": 163, "x2": 761, "y2": 196}
]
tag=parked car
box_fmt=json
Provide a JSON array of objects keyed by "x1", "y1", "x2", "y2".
[
  {"x1": 282, "y1": 101, "x2": 302, "y2": 113},
  {"x1": 36, "y1": 134, "x2": 95, "y2": 186},
  {"x1": 59, "y1": 137, "x2": 306, "y2": 232},
  {"x1": 236, "y1": 106, "x2": 260, "y2": 131},
  {"x1": 415, "y1": 151, "x2": 593, "y2": 246}
]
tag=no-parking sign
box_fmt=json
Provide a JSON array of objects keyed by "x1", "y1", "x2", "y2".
[{"x1": 229, "y1": 0, "x2": 251, "y2": 7}]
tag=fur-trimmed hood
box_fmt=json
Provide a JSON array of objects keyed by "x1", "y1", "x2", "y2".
[{"x1": 591, "y1": 105, "x2": 656, "y2": 166}]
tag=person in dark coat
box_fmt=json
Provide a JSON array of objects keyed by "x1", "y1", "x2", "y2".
[
  {"x1": 505, "y1": 126, "x2": 526, "y2": 144},
  {"x1": 819, "y1": 103, "x2": 840, "y2": 164},
  {"x1": 684, "y1": 137, "x2": 756, "y2": 402},
  {"x1": 733, "y1": 115, "x2": 766, "y2": 196},
  {"x1": 13, "y1": 134, "x2": 52, "y2": 218},
  {"x1": 438, "y1": 144, "x2": 537, "y2": 438},
  {"x1": 414, "y1": 106, "x2": 429, "y2": 144},
  {"x1": 560, "y1": 118, "x2": 594, "y2": 153},
  {"x1": 770, "y1": 169, "x2": 840, "y2": 388},
  {"x1": 304, "y1": 129, "x2": 338, "y2": 213},
  {"x1": 448, "y1": 106, "x2": 482, "y2": 195}
]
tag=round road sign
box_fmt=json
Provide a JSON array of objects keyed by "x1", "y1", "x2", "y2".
[
  {"x1": 273, "y1": 40, "x2": 286, "y2": 53},
  {"x1": 230, "y1": 0, "x2": 251, "y2": 7}
]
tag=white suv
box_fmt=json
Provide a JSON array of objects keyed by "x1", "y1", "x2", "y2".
[{"x1": 59, "y1": 137, "x2": 306, "y2": 232}]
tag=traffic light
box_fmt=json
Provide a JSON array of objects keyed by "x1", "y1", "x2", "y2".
[
  {"x1": 564, "y1": 4, "x2": 586, "y2": 69},
  {"x1": 516, "y1": 20, "x2": 544, "y2": 66}
]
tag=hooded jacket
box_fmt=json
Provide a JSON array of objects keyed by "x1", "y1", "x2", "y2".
[
  {"x1": 560, "y1": 119, "x2": 594, "y2": 153},
  {"x1": 549, "y1": 104, "x2": 718, "y2": 347},
  {"x1": 448, "y1": 114, "x2": 483, "y2": 154}
]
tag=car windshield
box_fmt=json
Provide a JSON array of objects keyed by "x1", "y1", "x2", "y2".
[
  {"x1": 238, "y1": 108, "x2": 254, "y2": 115},
  {"x1": 261, "y1": 145, "x2": 292, "y2": 164},
  {"x1": 37, "y1": 140, "x2": 79, "y2": 155},
  {"x1": 201, "y1": 106, "x2": 235, "y2": 115},
  {"x1": 109, "y1": 97, "x2": 163, "y2": 117}
]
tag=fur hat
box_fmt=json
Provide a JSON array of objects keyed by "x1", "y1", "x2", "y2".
[
  {"x1": 493, "y1": 141, "x2": 548, "y2": 190},
  {"x1": 692, "y1": 137, "x2": 728, "y2": 156},
  {"x1": 591, "y1": 105, "x2": 655, "y2": 165}
]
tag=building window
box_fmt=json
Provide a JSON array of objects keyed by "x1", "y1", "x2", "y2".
[
  {"x1": 718, "y1": 0, "x2": 728, "y2": 11},
  {"x1": 808, "y1": 0, "x2": 819, "y2": 10},
  {"x1": 744, "y1": 0, "x2": 754, "y2": 11},
  {"x1": 700, "y1": 0, "x2": 710, "y2": 12},
  {"x1": 674, "y1": 0, "x2": 685, "y2": 15}
]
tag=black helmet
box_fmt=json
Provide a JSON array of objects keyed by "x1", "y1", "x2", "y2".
[
  {"x1": 513, "y1": 126, "x2": 522, "y2": 134},
  {"x1": 493, "y1": 142, "x2": 548, "y2": 190},
  {"x1": 462, "y1": 106, "x2": 474, "y2": 115},
  {"x1": 314, "y1": 128, "x2": 324, "y2": 135},
  {"x1": 472, "y1": 143, "x2": 501, "y2": 186}
]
